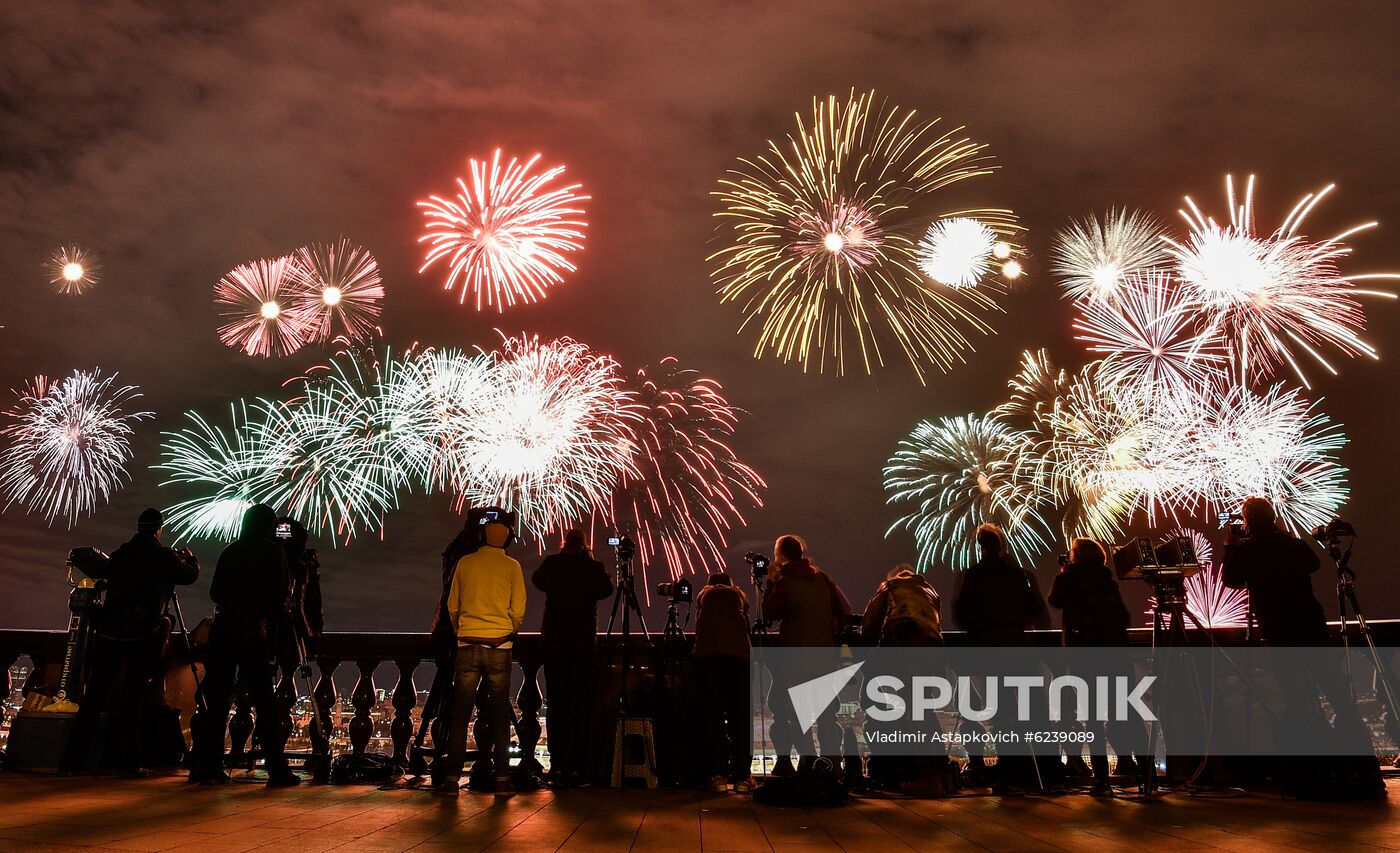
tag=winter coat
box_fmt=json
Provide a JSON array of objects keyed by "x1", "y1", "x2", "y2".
[
  {"x1": 1048, "y1": 560, "x2": 1131, "y2": 646},
  {"x1": 693, "y1": 577, "x2": 750, "y2": 660},
  {"x1": 532, "y1": 546, "x2": 614, "y2": 650},
  {"x1": 862, "y1": 569, "x2": 941, "y2": 643},
  {"x1": 1222, "y1": 528, "x2": 1325, "y2": 644},
  {"x1": 87, "y1": 533, "x2": 199, "y2": 640},
  {"x1": 209, "y1": 505, "x2": 291, "y2": 626},
  {"x1": 761, "y1": 558, "x2": 852, "y2": 647},
  {"x1": 953, "y1": 555, "x2": 1051, "y2": 646}
]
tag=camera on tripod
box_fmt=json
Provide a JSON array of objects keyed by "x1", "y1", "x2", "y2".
[
  {"x1": 1310, "y1": 517, "x2": 1356, "y2": 545},
  {"x1": 1218, "y1": 511, "x2": 1246, "y2": 539},
  {"x1": 608, "y1": 533, "x2": 636, "y2": 561},
  {"x1": 745, "y1": 551, "x2": 769, "y2": 582},
  {"x1": 656, "y1": 578, "x2": 692, "y2": 604},
  {"x1": 1112, "y1": 535, "x2": 1202, "y2": 607}
]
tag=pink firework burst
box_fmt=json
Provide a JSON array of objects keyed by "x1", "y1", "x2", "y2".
[
  {"x1": 418, "y1": 150, "x2": 589, "y2": 311},
  {"x1": 288, "y1": 239, "x2": 385, "y2": 344},
  {"x1": 1165, "y1": 175, "x2": 1398, "y2": 388},
  {"x1": 1147, "y1": 530, "x2": 1250, "y2": 629},
  {"x1": 606, "y1": 358, "x2": 767, "y2": 585},
  {"x1": 215, "y1": 256, "x2": 310, "y2": 358},
  {"x1": 1072, "y1": 270, "x2": 1227, "y2": 392}
]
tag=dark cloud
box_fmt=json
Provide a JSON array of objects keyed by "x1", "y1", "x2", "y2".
[{"x1": 2, "y1": 1, "x2": 1398, "y2": 631}]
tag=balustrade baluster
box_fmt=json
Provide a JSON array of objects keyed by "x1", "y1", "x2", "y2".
[
  {"x1": 349, "y1": 658, "x2": 377, "y2": 756},
  {"x1": 391, "y1": 658, "x2": 418, "y2": 767}
]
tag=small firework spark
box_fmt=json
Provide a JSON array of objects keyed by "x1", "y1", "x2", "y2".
[
  {"x1": 49, "y1": 246, "x2": 102, "y2": 295},
  {"x1": 1052, "y1": 209, "x2": 1167, "y2": 303},
  {"x1": 1166, "y1": 175, "x2": 1398, "y2": 388},
  {"x1": 885, "y1": 414, "x2": 1053, "y2": 571},
  {"x1": 601, "y1": 358, "x2": 766, "y2": 583},
  {"x1": 917, "y1": 215, "x2": 1022, "y2": 288},
  {"x1": 1072, "y1": 270, "x2": 1227, "y2": 392},
  {"x1": 0, "y1": 370, "x2": 152, "y2": 526},
  {"x1": 451, "y1": 334, "x2": 640, "y2": 534},
  {"x1": 289, "y1": 239, "x2": 385, "y2": 344},
  {"x1": 418, "y1": 150, "x2": 588, "y2": 311},
  {"x1": 215, "y1": 256, "x2": 310, "y2": 358},
  {"x1": 711, "y1": 89, "x2": 1016, "y2": 383}
]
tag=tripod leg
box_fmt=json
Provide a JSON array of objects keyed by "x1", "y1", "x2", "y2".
[{"x1": 169, "y1": 593, "x2": 206, "y2": 712}]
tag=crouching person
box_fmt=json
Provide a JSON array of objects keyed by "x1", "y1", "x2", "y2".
[{"x1": 434, "y1": 515, "x2": 526, "y2": 796}]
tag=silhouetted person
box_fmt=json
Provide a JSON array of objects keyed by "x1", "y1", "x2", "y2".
[
  {"x1": 953, "y1": 524, "x2": 1050, "y2": 645},
  {"x1": 190, "y1": 503, "x2": 298, "y2": 787},
  {"x1": 1223, "y1": 497, "x2": 1376, "y2": 768},
  {"x1": 532, "y1": 529, "x2": 612, "y2": 787},
  {"x1": 1048, "y1": 537, "x2": 1144, "y2": 792},
  {"x1": 276, "y1": 517, "x2": 323, "y2": 658},
  {"x1": 953, "y1": 524, "x2": 1050, "y2": 788},
  {"x1": 62, "y1": 508, "x2": 199, "y2": 776},
  {"x1": 436, "y1": 518, "x2": 526, "y2": 796},
  {"x1": 862, "y1": 564, "x2": 949, "y2": 791},
  {"x1": 693, "y1": 572, "x2": 755, "y2": 793},
  {"x1": 761, "y1": 534, "x2": 851, "y2": 774}
]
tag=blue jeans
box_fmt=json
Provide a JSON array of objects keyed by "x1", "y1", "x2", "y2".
[{"x1": 443, "y1": 644, "x2": 514, "y2": 780}]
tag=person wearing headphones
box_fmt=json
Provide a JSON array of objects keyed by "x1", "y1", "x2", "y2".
[{"x1": 435, "y1": 511, "x2": 526, "y2": 796}]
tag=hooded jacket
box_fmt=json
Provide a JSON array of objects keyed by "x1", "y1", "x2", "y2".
[
  {"x1": 693, "y1": 575, "x2": 750, "y2": 660},
  {"x1": 209, "y1": 504, "x2": 291, "y2": 623}
]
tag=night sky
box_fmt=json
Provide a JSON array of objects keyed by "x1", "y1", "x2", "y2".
[{"x1": 3, "y1": 2, "x2": 1399, "y2": 633}]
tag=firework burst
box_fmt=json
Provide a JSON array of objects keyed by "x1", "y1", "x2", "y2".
[
  {"x1": 597, "y1": 358, "x2": 766, "y2": 582},
  {"x1": 289, "y1": 240, "x2": 385, "y2": 344},
  {"x1": 917, "y1": 213, "x2": 1022, "y2": 288},
  {"x1": 48, "y1": 246, "x2": 102, "y2": 295},
  {"x1": 418, "y1": 150, "x2": 588, "y2": 311},
  {"x1": 0, "y1": 370, "x2": 152, "y2": 526},
  {"x1": 711, "y1": 90, "x2": 1019, "y2": 383},
  {"x1": 885, "y1": 414, "x2": 1053, "y2": 572},
  {"x1": 451, "y1": 334, "x2": 639, "y2": 534},
  {"x1": 1072, "y1": 270, "x2": 1228, "y2": 392},
  {"x1": 1166, "y1": 175, "x2": 1398, "y2": 388},
  {"x1": 1147, "y1": 530, "x2": 1250, "y2": 628},
  {"x1": 155, "y1": 403, "x2": 283, "y2": 542},
  {"x1": 215, "y1": 256, "x2": 310, "y2": 358},
  {"x1": 1052, "y1": 209, "x2": 1167, "y2": 303}
]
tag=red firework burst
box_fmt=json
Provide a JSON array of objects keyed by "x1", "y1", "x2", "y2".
[{"x1": 417, "y1": 150, "x2": 588, "y2": 311}]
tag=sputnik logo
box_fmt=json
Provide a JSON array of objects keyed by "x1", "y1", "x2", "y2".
[{"x1": 788, "y1": 662, "x2": 864, "y2": 733}]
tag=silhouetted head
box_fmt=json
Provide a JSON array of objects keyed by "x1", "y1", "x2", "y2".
[
  {"x1": 975, "y1": 523, "x2": 1005, "y2": 558},
  {"x1": 277, "y1": 516, "x2": 309, "y2": 552},
  {"x1": 241, "y1": 504, "x2": 278, "y2": 540},
  {"x1": 1242, "y1": 496, "x2": 1276, "y2": 533},
  {"x1": 137, "y1": 507, "x2": 164, "y2": 537},
  {"x1": 774, "y1": 534, "x2": 805, "y2": 566},
  {"x1": 887, "y1": 562, "x2": 917, "y2": 580},
  {"x1": 707, "y1": 572, "x2": 733, "y2": 587},
  {"x1": 563, "y1": 529, "x2": 587, "y2": 552},
  {"x1": 1070, "y1": 537, "x2": 1106, "y2": 567}
]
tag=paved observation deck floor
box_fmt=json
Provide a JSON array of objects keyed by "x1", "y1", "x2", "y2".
[{"x1": 0, "y1": 773, "x2": 1396, "y2": 853}]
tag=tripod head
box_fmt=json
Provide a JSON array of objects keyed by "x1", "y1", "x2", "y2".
[{"x1": 1310, "y1": 518, "x2": 1357, "y2": 579}]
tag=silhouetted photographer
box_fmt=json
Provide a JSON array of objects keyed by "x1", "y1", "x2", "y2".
[
  {"x1": 693, "y1": 572, "x2": 755, "y2": 793},
  {"x1": 61, "y1": 507, "x2": 199, "y2": 777}
]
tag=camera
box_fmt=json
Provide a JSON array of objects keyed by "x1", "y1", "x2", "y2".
[
  {"x1": 611, "y1": 534, "x2": 635, "y2": 561},
  {"x1": 1218, "y1": 511, "x2": 1245, "y2": 539},
  {"x1": 275, "y1": 522, "x2": 293, "y2": 540},
  {"x1": 478, "y1": 510, "x2": 499, "y2": 526},
  {"x1": 744, "y1": 551, "x2": 770, "y2": 580},
  {"x1": 1311, "y1": 518, "x2": 1356, "y2": 544},
  {"x1": 656, "y1": 578, "x2": 692, "y2": 603},
  {"x1": 1056, "y1": 553, "x2": 1069, "y2": 568}
]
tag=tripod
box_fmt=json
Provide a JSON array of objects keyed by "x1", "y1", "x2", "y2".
[
  {"x1": 750, "y1": 573, "x2": 774, "y2": 776},
  {"x1": 605, "y1": 553, "x2": 652, "y2": 715},
  {"x1": 166, "y1": 589, "x2": 206, "y2": 714},
  {"x1": 1327, "y1": 535, "x2": 1400, "y2": 753}
]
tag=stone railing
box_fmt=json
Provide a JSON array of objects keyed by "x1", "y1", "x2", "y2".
[{"x1": 5, "y1": 620, "x2": 1400, "y2": 768}]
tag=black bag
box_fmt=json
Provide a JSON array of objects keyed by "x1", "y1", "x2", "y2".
[
  {"x1": 330, "y1": 751, "x2": 401, "y2": 785},
  {"x1": 753, "y1": 766, "x2": 848, "y2": 808}
]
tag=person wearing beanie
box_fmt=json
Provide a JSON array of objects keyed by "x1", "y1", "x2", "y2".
[
  {"x1": 531, "y1": 529, "x2": 613, "y2": 787},
  {"x1": 61, "y1": 507, "x2": 200, "y2": 776}
]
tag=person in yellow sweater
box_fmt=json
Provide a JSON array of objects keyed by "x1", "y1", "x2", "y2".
[{"x1": 435, "y1": 516, "x2": 526, "y2": 795}]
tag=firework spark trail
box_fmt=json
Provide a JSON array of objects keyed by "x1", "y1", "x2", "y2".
[
  {"x1": 711, "y1": 90, "x2": 1021, "y2": 383},
  {"x1": 1052, "y1": 209, "x2": 1167, "y2": 303},
  {"x1": 418, "y1": 151, "x2": 588, "y2": 311},
  {"x1": 1166, "y1": 175, "x2": 1398, "y2": 388},
  {"x1": 0, "y1": 370, "x2": 152, "y2": 527},
  {"x1": 156, "y1": 403, "x2": 284, "y2": 542},
  {"x1": 1072, "y1": 270, "x2": 1228, "y2": 393},
  {"x1": 215, "y1": 256, "x2": 310, "y2": 358},
  {"x1": 590, "y1": 358, "x2": 766, "y2": 585},
  {"x1": 49, "y1": 246, "x2": 101, "y2": 295},
  {"x1": 884, "y1": 413, "x2": 1053, "y2": 571},
  {"x1": 289, "y1": 240, "x2": 385, "y2": 344},
  {"x1": 452, "y1": 334, "x2": 640, "y2": 535}
]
